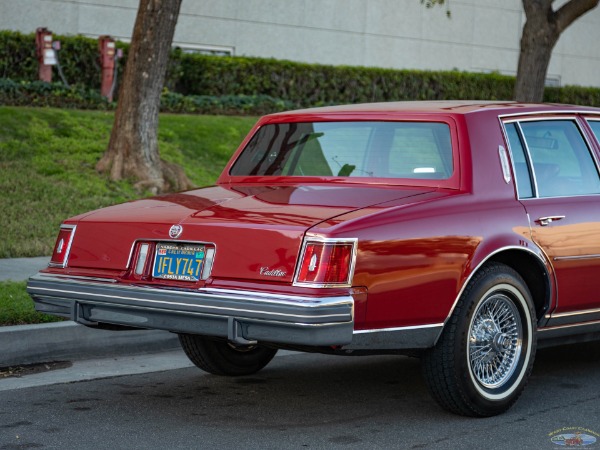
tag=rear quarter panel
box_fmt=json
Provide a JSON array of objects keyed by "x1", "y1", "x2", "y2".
[{"x1": 311, "y1": 111, "x2": 535, "y2": 330}]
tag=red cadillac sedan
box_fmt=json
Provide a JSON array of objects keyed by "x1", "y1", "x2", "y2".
[{"x1": 27, "y1": 101, "x2": 600, "y2": 416}]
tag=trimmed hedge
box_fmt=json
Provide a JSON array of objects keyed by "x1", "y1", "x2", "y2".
[
  {"x1": 2, "y1": 30, "x2": 600, "y2": 111},
  {"x1": 0, "y1": 78, "x2": 111, "y2": 109},
  {"x1": 160, "y1": 91, "x2": 295, "y2": 115},
  {"x1": 0, "y1": 31, "x2": 127, "y2": 91},
  {"x1": 0, "y1": 31, "x2": 38, "y2": 80},
  {"x1": 544, "y1": 85, "x2": 600, "y2": 107},
  {"x1": 171, "y1": 53, "x2": 518, "y2": 105},
  {"x1": 0, "y1": 78, "x2": 294, "y2": 115}
]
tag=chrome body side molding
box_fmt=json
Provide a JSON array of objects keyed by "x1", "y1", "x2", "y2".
[{"x1": 350, "y1": 324, "x2": 443, "y2": 350}]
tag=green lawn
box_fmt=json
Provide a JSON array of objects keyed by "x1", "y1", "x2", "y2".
[
  {"x1": 0, "y1": 281, "x2": 63, "y2": 325},
  {"x1": 0, "y1": 107, "x2": 256, "y2": 258},
  {"x1": 0, "y1": 106, "x2": 256, "y2": 325}
]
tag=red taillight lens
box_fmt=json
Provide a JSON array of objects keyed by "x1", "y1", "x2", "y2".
[
  {"x1": 295, "y1": 240, "x2": 356, "y2": 286},
  {"x1": 49, "y1": 225, "x2": 76, "y2": 267}
]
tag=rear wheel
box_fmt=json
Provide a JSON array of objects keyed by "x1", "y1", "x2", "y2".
[
  {"x1": 422, "y1": 263, "x2": 537, "y2": 416},
  {"x1": 179, "y1": 334, "x2": 278, "y2": 376}
]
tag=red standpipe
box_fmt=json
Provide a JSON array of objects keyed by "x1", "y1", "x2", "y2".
[
  {"x1": 98, "y1": 35, "x2": 116, "y2": 101},
  {"x1": 35, "y1": 27, "x2": 55, "y2": 82}
]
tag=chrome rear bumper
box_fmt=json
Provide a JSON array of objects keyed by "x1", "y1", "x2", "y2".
[{"x1": 27, "y1": 274, "x2": 354, "y2": 346}]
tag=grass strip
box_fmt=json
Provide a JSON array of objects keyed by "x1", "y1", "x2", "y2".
[{"x1": 0, "y1": 281, "x2": 63, "y2": 326}]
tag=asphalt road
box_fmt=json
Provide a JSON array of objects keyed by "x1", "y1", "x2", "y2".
[{"x1": 1, "y1": 344, "x2": 600, "y2": 450}]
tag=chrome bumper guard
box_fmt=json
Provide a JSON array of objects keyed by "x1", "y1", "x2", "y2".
[{"x1": 27, "y1": 274, "x2": 355, "y2": 347}]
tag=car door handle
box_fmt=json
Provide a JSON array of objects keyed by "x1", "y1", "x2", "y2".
[{"x1": 536, "y1": 215, "x2": 565, "y2": 226}]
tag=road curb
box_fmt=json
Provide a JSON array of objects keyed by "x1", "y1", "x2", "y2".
[{"x1": 0, "y1": 321, "x2": 180, "y2": 367}]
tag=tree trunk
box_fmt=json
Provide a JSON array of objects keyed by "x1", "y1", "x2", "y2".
[
  {"x1": 514, "y1": 0, "x2": 599, "y2": 103},
  {"x1": 97, "y1": 0, "x2": 192, "y2": 194},
  {"x1": 514, "y1": 3, "x2": 558, "y2": 102}
]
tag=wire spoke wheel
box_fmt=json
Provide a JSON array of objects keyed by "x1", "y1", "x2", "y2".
[
  {"x1": 468, "y1": 293, "x2": 522, "y2": 389},
  {"x1": 422, "y1": 263, "x2": 537, "y2": 417}
]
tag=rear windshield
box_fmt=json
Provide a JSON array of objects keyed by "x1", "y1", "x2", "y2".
[{"x1": 230, "y1": 121, "x2": 453, "y2": 179}]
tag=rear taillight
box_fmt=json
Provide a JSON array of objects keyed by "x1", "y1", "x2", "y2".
[
  {"x1": 49, "y1": 225, "x2": 76, "y2": 268},
  {"x1": 294, "y1": 238, "x2": 357, "y2": 287}
]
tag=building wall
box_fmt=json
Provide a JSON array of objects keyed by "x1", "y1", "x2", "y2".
[{"x1": 1, "y1": 0, "x2": 599, "y2": 88}]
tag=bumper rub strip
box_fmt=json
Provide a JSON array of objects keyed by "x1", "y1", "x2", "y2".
[{"x1": 27, "y1": 274, "x2": 354, "y2": 346}]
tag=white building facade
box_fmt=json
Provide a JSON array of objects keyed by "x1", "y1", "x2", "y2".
[{"x1": 1, "y1": 0, "x2": 599, "y2": 88}]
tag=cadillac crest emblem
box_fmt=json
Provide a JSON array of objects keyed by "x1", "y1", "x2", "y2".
[{"x1": 169, "y1": 224, "x2": 183, "y2": 239}]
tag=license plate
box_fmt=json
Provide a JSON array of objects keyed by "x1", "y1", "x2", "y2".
[{"x1": 152, "y1": 243, "x2": 206, "y2": 282}]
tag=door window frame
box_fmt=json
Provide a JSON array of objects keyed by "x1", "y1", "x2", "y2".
[{"x1": 500, "y1": 115, "x2": 600, "y2": 200}]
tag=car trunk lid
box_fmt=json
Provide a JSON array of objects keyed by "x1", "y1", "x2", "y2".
[{"x1": 64, "y1": 184, "x2": 434, "y2": 283}]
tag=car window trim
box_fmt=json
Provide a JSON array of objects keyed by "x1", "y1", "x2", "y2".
[
  {"x1": 222, "y1": 116, "x2": 462, "y2": 189},
  {"x1": 501, "y1": 116, "x2": 600, "y2": 200},
  {"x1": 501, "y1": 119, "x2": 539, "y2": 199},
  {"x1": 585, "y1": 118, "x2": 600, "y2": 147}
]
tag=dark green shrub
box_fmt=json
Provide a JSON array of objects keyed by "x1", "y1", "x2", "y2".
[
  {"x1": 544, "y1": 85, "x2": 600, "y2": 106},
  {"x1": 160, "y1": 91, "x2": 295, "y2": 115},
  {"x1": 0, "y1": 78, "x2": 293, "y2": 115},
  {"x1": 0, "y1": 78, "x2": 112, "y2": 109},
  {"x1": 0, "y1": 31, "x2": 128, "y2": 94},
  {"x1": 0, "y1": 31, "x2": 38, "y2": 80},
  {"x1": 1, "y1": 30, "x2": 600, "y2": 111}
]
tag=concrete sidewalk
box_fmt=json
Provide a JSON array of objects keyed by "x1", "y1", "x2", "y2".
[
  {"x1": 0, "y1": 256, "x2": 50, "y2": 282},
  {"x1": 0, "y1": 257, "x2": 180, "y2": 367}
]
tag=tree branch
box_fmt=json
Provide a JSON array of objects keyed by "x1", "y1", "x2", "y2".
[{"x1": 554, "y1": 0, "x2": 599, "y2": 33}]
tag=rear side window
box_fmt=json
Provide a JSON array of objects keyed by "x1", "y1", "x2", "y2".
[
  {"x1": 230, "y1": 121, "x2": 453, "y2": 180},
  {"x1": 522, "y1": 120, "x2": 600, "y2": 197},
  {"x1": 507, "y1": 119, "x2": 600, "y2": 198},
  {"x1": 588, "y1": 120, "x2": 600, "y2": 142},
  {"x1": 505, "y1": 123, "x2": 533, "y2": 198}
]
